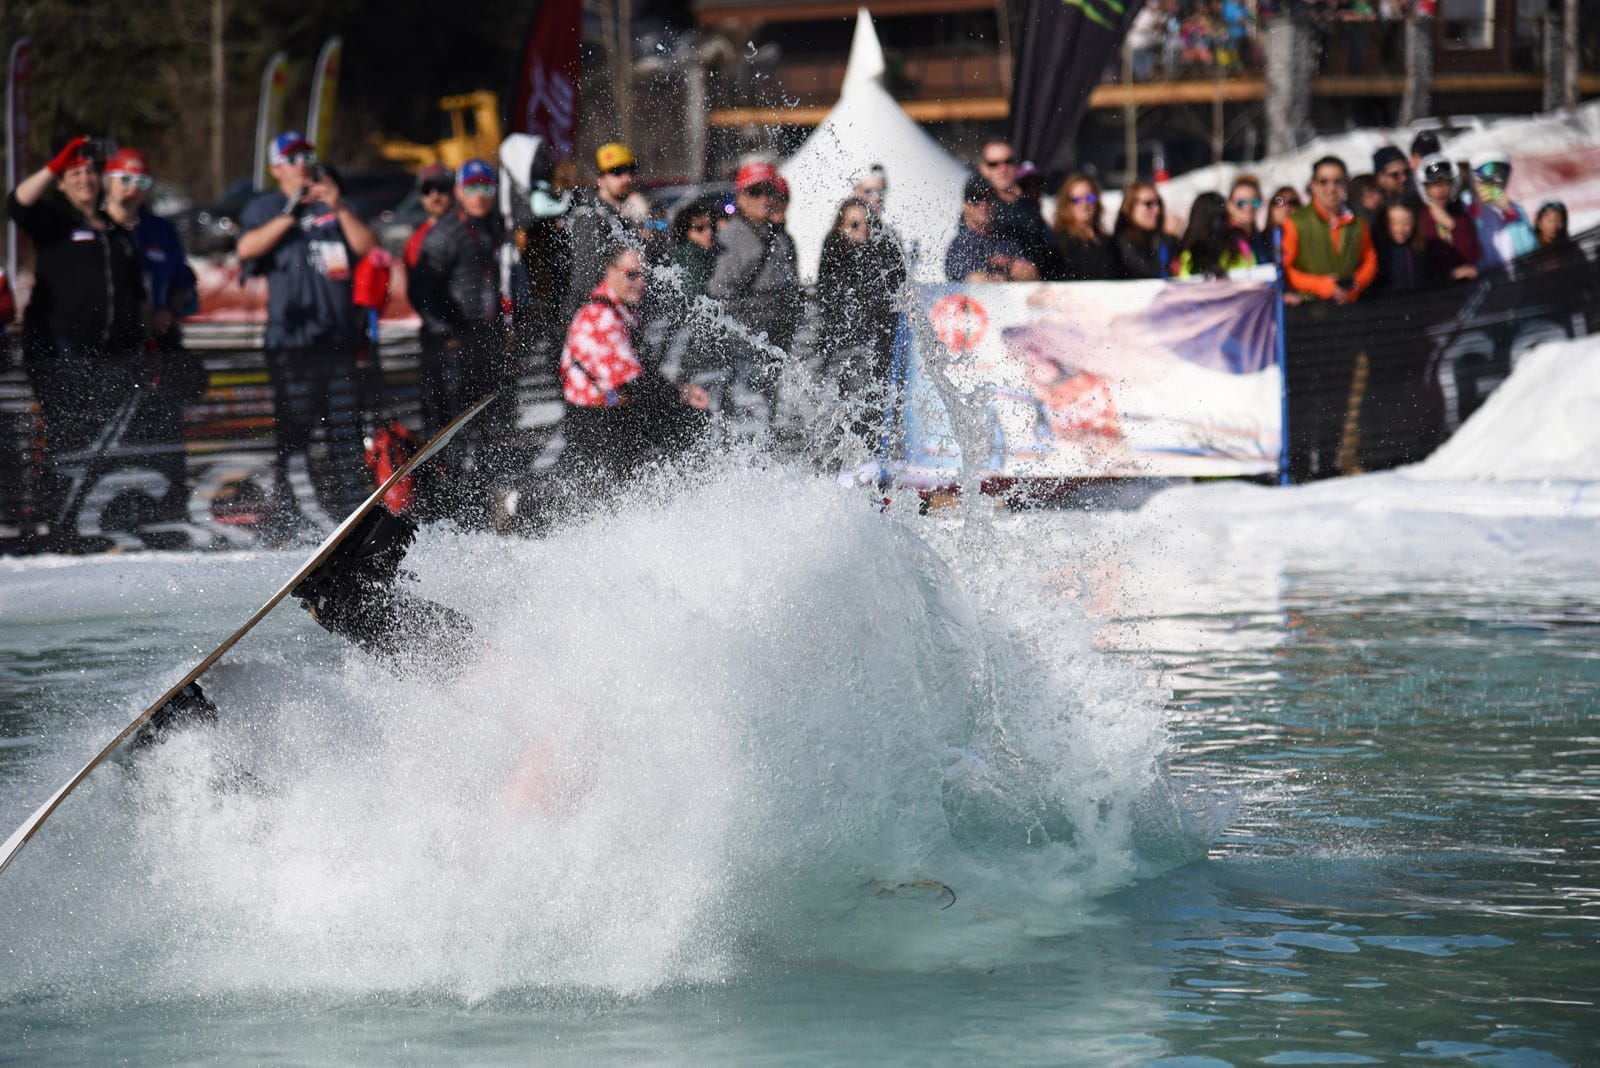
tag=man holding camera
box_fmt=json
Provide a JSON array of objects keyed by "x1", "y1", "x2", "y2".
[{"x1": 238, "y1": 130, "x2": 378, "y2": 534}]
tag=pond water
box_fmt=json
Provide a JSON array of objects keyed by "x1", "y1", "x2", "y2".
[{"x1": 1, "y1": 465, "x2": 1595, "y2": 1065}]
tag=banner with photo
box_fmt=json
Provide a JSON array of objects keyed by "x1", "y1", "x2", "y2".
[{"x1": 899, "y1": 277, "x2": 1283, "y2": 485}]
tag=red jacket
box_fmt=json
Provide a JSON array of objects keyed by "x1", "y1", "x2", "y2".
[{"x1": 560, "y1": 282, "x2": 643, "y2": 408}]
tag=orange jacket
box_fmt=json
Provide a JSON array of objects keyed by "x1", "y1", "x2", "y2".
[{"x1": 1281, "y1": 201, "x2": 1378, "y2": 301}]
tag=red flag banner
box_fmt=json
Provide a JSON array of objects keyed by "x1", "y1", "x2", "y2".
[{"x1": 510, "y1": 0, "x2": 582, "y2": 157}]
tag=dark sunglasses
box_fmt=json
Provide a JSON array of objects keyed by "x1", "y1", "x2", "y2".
[
  {"x1": 604, "y1": 164, "x2": 637, "y2": 177},
  {"x1": 1070, "y1": 193, "x2": 1098, "y2": 205},
  {"x1": 983, "y1": 156, "x2": 1017, "y2": 167},
  {"x1": 745, "y1": 183, "x2": 777, "y2": 198},
  {"x1": 420, "y1": 182, "x2": 452, "y2": 196}
]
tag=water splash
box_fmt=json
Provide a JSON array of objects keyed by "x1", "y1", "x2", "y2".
[{"x1": 0, "y1": 454, "x2": 1202, "y2": 998}]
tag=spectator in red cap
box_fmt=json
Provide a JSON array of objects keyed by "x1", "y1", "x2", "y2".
[
  {"x1": 404, "y1": 163, "x2": 455, "y2": 271},
  {"x1": 102, "y1": 148, "x2": 198, "y2": 363},
  {"x1": 237, "y1": 129, "x2": 379, "y2": 533},
  {"x1": 5, "y1": 135, "x2": 148, "y2": 545},
  {"x1": 704, "y1": 160, "x2": 800, "y2": 432},
  {"x1": 99, "y1": 146, "x2": 203, "y2": 524}
]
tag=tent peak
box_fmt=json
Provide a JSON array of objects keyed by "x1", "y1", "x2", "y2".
[{"x1": 841, "y1": 7, "x2": 886, "y2": 95}]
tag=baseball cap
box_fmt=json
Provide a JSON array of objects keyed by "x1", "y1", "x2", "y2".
[
  {"x1": 962, "y1": 173, "x2": 997, "y2": 204},
  {"x1": 596, "y1": 143, "x2": 636, "y2": 172},
  {"x1": 416, "y1": 163, "x2": 452, "y2": 190},
  {"x1": 735, "y1": 160, "x2": 779, "y2": 192},
  {"x1": 456, "y1": 159, "x2": 495, "y2": 186},
  {"x1": 105, "y1": 147, "x2": 149, "y2": 178},
  {"x1": 270, "y1": 131, "x2": 313, "y2": 165}
]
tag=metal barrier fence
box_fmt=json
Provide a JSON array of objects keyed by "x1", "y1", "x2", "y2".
[
  {"x1": 0, "y1": 323, "x2": 564, "y2": 553},
  {"x1": 1282, "y1": 228, "x2": 1600, "y2": 481}
]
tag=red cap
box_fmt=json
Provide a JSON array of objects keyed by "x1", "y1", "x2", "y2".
[
  {"x1": 105, "y1": 147, "x2": 149, "y2": 177},
  {"x1": 735, "y1": 161, "x2": 779, "y2": 191}
]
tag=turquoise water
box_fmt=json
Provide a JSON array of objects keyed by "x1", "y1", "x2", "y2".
[{"x1": 1, "y1": 469, "x2": 1596, "y2": 1065}]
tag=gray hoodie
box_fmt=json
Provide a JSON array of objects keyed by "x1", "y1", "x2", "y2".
[{"x1": 706, "y1": 213, "x2": 800, "y2": 351}]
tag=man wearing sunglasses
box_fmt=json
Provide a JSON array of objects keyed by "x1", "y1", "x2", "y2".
[
  {"x1": 404, "y1": 163, "x2": 455, "y2": 272},
  {"x1": 409, "y1": 159, "x2": 508, "y2": 517},
  {"x1": 978, "y1": 138, "x2": 1061, "y2": 279},
  {"x1": 238, "y1": 130, "x2": 379, "y2": 532},
  {"x1": 564, "y1": 141, "x2": 640, "y2": 320},
  {"x1": 1467, "y1": 150, "x2": 1536, "y2": 271},
  {"x1": 1280, "y1": 155, "x2": 1377, "y2": 305}
]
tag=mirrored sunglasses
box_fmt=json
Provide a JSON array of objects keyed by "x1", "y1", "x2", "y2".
[
  {"x1": 1070, "y1": 193, "x2": 1098, "y2": 205},
  {"x1": 284, "y1": 152, "x2": 315, "y2": 166},
  {"x1": 1234, "y1": 197, "x2": 1262, "y2": 209},
  {"x1": 1474, "y1": 162, "x2": 1510, "y2": 183},
  {"x1": 111, "y1": 173, "x2": 153, "y2": 190},
  {"x1": 460, "y1": 181, "x2": 497, "y2": 197}
]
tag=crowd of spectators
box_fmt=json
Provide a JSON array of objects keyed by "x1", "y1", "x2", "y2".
[
  {"x1": 0, "y1": 121, "x2": 1580, "y2": 548},
  {"x1": 1123, "y1": 0, "x2": 1437, "y2": 81},
  {"x1": 940, "y1": 133, "x2": 1569, "y2": 309}
]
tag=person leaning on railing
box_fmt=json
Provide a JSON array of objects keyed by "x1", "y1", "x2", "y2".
[{"x1": 1279, "y1": 155, "x2": 1377, "y2": 305}]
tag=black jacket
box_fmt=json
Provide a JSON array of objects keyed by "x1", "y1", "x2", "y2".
[
  {"x1": 7, "y1": 189, "x2": 145, "y2": 352},
  {"x1": 563, "y1": 192, "x2": 631, "y2": 320},
  {"x1": 816, "y1": 229, "x2": 906, "y2": 358},
  {"x1": 1053, "y1": 232, "x2": 1112, "y2": 281},
  {"x1": 411, "y1": 208, "x2": 504, "y2": 339}
]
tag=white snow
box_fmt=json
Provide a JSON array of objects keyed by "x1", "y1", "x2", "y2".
[{"x1": 1410, "y1": 334, "x2": 1600, "y2": 482}]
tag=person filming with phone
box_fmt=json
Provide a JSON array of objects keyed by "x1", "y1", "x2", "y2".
[{"x1": 238, "y1": 130, "x2": 378, "y2": 536}]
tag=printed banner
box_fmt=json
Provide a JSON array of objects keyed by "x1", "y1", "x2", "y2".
[
  {"x1": 510, "y1": 0, "x2": 582, "y2": 157},
  {"x1": 6, "y1": 38, "x2": 31, "y2": 288},
  {"x1": 252, "y1": 51, "x2": 290, "y2": 191},
  {"x1": 900, "y1": 278, "x2": 1283, "y2": 484},
  {"x1": 306, "y1": 37, "x2": 343, "y2": 160}
]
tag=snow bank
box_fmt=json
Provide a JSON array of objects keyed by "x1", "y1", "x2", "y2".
[{"x1": 1411, "y1": 333, "x2": 1600, "y2": 482}]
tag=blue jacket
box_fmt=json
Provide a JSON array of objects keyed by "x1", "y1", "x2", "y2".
[
  {"x1": 1470, "y1": 200, "x2": 1537, "y2": 271},
  {"x1": 133, "y1": 209, "x2": 198, "y2": 317}
]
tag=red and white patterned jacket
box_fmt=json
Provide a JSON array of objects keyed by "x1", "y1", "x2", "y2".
[{"x1": 560, "y1": 281, "x2": 643, "y2": 408}]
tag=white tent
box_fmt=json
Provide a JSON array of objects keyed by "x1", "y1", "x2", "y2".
[{"x1": 779, "y1": 8, "x2": 970, "y2": 283}]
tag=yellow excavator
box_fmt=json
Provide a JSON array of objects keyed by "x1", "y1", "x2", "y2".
[{"x1": 375, "y1": 91, "x2": 503, "y2": 172}]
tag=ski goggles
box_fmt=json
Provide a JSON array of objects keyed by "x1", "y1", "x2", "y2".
[
  {"x1": 1474, "y1": 161, "x2": 1511, "y2": 184},
  {"x1": 109, "y1": 172, "x2": 153, "y2": 190},
  {"x1": 459, "y1": 180, "x2": 496, "y2": 197},
  {"x1": 1421, "y1": 159, "x2": 1457, "y2": 184}
]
